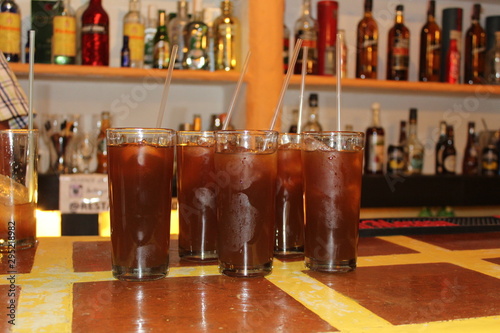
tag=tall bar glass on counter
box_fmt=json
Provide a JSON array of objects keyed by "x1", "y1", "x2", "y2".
[
  {"x1": 107, "y1": 128, "x2": 175, "y2": 281},
  {"x1": 0, "y1": 129, "x2": 38, "y2": 251},
  {"x1": 301, "y1": 131, "x2": 364, "y2": 273},
  {"x1": 214, "y1": 130, "x2": 278, "y2": 277},
  {"x1": 275, "y1": 133, "x2": 304, "y2": 257},
  {"x1": 176, "y1": 131, "x2": 217, "y2": 261}
]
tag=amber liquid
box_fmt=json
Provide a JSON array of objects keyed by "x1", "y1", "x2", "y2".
[
  {"x1": 214, "y1": 151, "x2": 277, "y2": 277},
  {"x1": 356, "y1": 0, "x2": 378, "y2": 79},
  {"x1": 464, "y1": 5, "x2": 486, "y2": 84},
  {"x1": 0, "y1": 202, "x2": 36, "y2": 251},
  {"x1": 387, "y1": 9, "x2": 410, "y2": 81},
  {"x1": 108, "y1": 142, "x2": 174, "y2": 279},
  {"x1": 275, "y1": 146, "x2": 304, "y2": 256},
  {"x1": 419, "y1": 1, "x2": 441, "y2": 82},
  {"x1": 303, "y1": 149, "x2": 363, "y2": 272},
  {"x1": 177, "y1": 144, "x2": 217, "y2": 261}
]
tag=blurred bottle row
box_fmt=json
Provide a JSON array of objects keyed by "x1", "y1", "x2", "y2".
[
  {"x1": 0, "y1": 0, "x2": 238, "y2": 71},
  {"x1": 286, "y1": 0, "x2": 500, "y2": 84}
]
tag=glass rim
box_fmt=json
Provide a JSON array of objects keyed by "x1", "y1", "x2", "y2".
[
  {"x1": 176, "y1": 130, "x2": 215, "y2": 136},
  {"x1": 0, "y1": 129, "x2": 39, "y2": 135},
  {"x1": 107, "y1": 127, "x2": 176, "y2": 134},
  {"x1": 215, "y1": 129, "x2": 279, "y2": 136},
  {"x1": 301, "y1": 130, "x2": 364, "y2": 137}
]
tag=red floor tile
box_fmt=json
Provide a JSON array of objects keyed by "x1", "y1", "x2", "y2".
[
  {"x1": 0, "y1": 285, "x2": 21, "y2": 332},
  {"x1": 409, "y1": 232, "x2": 500, "y2": 251},
  {"x1": 306, "y1": 262, "x2": 500, "y2": 325},
  {"x1": 72, "y1": 275, "x2": 337, "y2": 333},
  {"x1": 0, "y1": 244, "x2": 37, "y2": 274}
]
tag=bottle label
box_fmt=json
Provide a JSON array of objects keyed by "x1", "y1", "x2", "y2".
[
  {"x1": 368, "y1": 135, "x2": 385, "y2": 172},
  {"x1": 82, "y1": 24, "x2": 107, "y2": 34},
  {"x1": 0, "y1": 12, "x2": 21, "y2": 54},
  {"x1": 447, "y1": 49, "x2": 460, "y2": 83},
  {"x1": 482, "y1": 149, "x2": 499, "y2": 173},
  {"x1": 408, "y1": 149, "x2": 424, "y2": 172},
  {"x1": 154, "y1": 40, "x2": 170, "y2": 68},
  {"x1": 443, "y1": 154, "x2": 456, "y2": 173},
  {"x1": 392, "y1": 38, "x2": 409, "y2": 70},
  {"x1": 53, "y1": 16, "x2": 77, "y2": 57},
  {"x1": 124, "y1": 22, "x2": 145, "y2": 62},
  {"x1": 363, "y1": 38, "x2": 377, "y2": 48}
]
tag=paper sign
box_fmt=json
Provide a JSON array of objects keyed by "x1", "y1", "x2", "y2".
[{"x1": 59, "y1": 174, "x2": 109, "y2": 214}]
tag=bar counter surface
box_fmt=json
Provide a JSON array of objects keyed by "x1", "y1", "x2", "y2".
[{"x1": 1, "y1": 233, "x2": 500, "y2": 332}]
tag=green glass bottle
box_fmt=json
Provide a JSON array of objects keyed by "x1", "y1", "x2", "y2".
[{"x1": 153, "y1": 10, "x2": 170, "y2": 69}]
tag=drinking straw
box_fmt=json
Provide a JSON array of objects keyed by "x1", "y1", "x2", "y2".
[
  {"x1": 269, "y1": 38, "x2": 303, "y2": 130},
  {"x1": 296, "y1": 46, "x2": 308, "y2": 134},
  {"x1": 336, "y1": 33, "x2": 342, "y2": 132},
  {"x1": 222, "y1": 50, "x2": 251, "y2": 130},
  {"x1": 27, "y1": 30, "x2": 36, "y2": 202},
  {"x1": 155, "y1": 44, "x2": 178, "y2": 128}
]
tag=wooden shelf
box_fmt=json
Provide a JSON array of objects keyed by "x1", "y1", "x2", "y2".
[
  {"x1": 290, "y1": 75, "x2": 500, "y2": 97},
  {"x1": 9, "y1": 63, "x2": 244, "y2": 84}
]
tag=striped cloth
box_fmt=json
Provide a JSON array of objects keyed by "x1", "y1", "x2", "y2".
[{"x1": 0, "y1": 51, "x2": 30, "y2": 129}]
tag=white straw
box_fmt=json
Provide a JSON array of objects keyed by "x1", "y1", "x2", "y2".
[
  {"x1": 28, "y1": 30, "x2": 35, "y2": 131},
  {"x1": 222, "y1": 50, "x2": 251, "y2": 130},
  {"x1": 296, "y1": 46, "x2": 308, "y2": 134},
  {"x1": 336, "y1": 33, "x2": 342, "y2": 132},
  {"x1": 156, "y1": 44, "x2": 179, "y2": 128},
  {"x1": 269, "y1": 38, "x2": 303, "y2": 131}
]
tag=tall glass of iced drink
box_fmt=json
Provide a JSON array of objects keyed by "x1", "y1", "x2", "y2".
[
  {"x1": 107, "y1": 128, "x2": 175, "y2": 281},
  {"x1": 301, "y1": 131, "x2": 364, "y2": 273},
  {"x1": 275, "y1": 133, "x2": 304, "y2": 258},
  {"x1": 176, "y1": 131, "x2": 217, "y2": 261},
  {"x1": 214, "y1": 130, "x2": 278, "y2": 277},
  {"x1": 0, "y1": 129, "x2": 38, "y2": 251}
]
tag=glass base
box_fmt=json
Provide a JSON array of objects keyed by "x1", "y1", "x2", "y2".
[
  {"x1": 0, "y1": 237, "x2": 37, "y2": 252},
  {"x1": 112, "y1": 264, "x2": 169, "y2": 281},
  {"x1": 219, "y1": 260, "x2": 273, "y2": 278},
  {"x1": 179, "y1": 250, "x2": 218, "y2": 262},
  {"x1": 274, "y1": 246, "x2": 304, "y2": 259},
  {"x1": 305, "y1": 257, "x2": 356, "y2": 273}
]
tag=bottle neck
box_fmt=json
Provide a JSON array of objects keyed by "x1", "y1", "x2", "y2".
[
  {"x1": 364, "y1": 0, "x2": 372, "y2": 13},
  {"x1": 221, "y1": 1, "x2": 232, "y2": 16},
  {"x1": 178, "y1": 1, "x2": 188, "y2": 19},
  {"x1": 129, "y1": 0, "x2": 140, "y2": 13},
  {"x1": 427, "y1": 1, "x2": 435, "y2": 22},
  {"x1": 372, "y1": 109, "x2": 380, "y2": 127},
  {"x1": 89, "y1": 0, "x2": 102, "y2": 7},
  {"x1": 194, "y1": 11, "x2": 204, "y2": 22},
  {"x1": 396, "y1": 10, "x2": 404, "y2": 24},
  {"x1": 302, "y1": 0, "x2": 312, "y2": 16},
  {"x1": 158, "y1": 12, "x2": 166, "y2": 27},
  {"x1": 408, "y1": 120, "x2": 417, "y2": 137}
]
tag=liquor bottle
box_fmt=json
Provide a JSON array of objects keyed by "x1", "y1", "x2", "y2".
[
  {"x1": 405, "y1": 108, "x2": 424, "y2": 175},
  {"x1": 0, "y1": 0, "x2": 21, "y2": 62},
  {"x1": 24, "y1": 31, "x2": 30, "y2": 63},
  {"x1": 302, "y1": 93, "x2": 322, "y2": 132},
  {"x1": 81, "y1": 0, "x2": 109, "y2": 66},
  {"x1": 317, "y1": 0, "x2": 337, "y2": 76},
  {"x1": 441, "y1": 125, "x2": 457, "y2": 175},
  {"x1": 284, "y1": 22, "x2": 290, "y2": 74},
  {"x1": 440, "y1": 8, "x2": 463, "y2": 82},
  {"x1": 435, "y1": 121, "x2": 447, "y2": 174},
  {"x1": 338, "y1": 29, "x2": 347, "y2": 78},
  {"x1": 95, "y1": 111, "x2": 111, "y2": 174},
  {"x1": 364, "y1": 102, "x2": 385, "y2": 174},
  {"x1": 123, "y1": 0, "x2": 144, "y2": 68},
  {"x1": 481, "y1": 143, "x2": 499, "y2": 176},
  {"x1": 294, "y1": 0, "x2": 318, "y2": 75},
  {"x1": 153, "y1": 10, "x2": 170, "y2": 69},
  {"x1": 288, "y1": 109, "x2": 299, "y2": 133},
  {"x1": 356, "y1": 0, "x2": 378, "y2": 79},
  {"x1": 462, "y1": 121, "x2": 479, "y2": 175},
  {"x1": 419, "y1": 0, "x2": 441, "y2": 82},
  {"x1": 52, "y1": 0, "x2": 76, "y2": 65},
  {"x1": 485, "y1": 31, "x2": 500, "y2": 84},
  {"x1": 183, "y1": 0, "x2": 209, "y2": 70},
  {"x1": 193, "y1": 114, "x2": 202, "y2": 131},
  {"x1": 464, "y1": 4, "x2": 486, "y2": 84},
  {"x1": 387, "y1": 5, "x2": 410, "y2": 81},
  {"x1": 445, "y1": 39, "x2": 460, "y2": 84},
  {"x1": 213, "y1": 0, "x2": 239, "y2": 71},
  {"x1": 399, "y1": 120, "x2": 407, "y2": 145},
  {"x1": 168, "y1": 0, "x2": 189, "y2": 70},
  {"x1": 143, "y1": 5, "x2": 157, "y2": 69},
  {"x1": 121, "y1": 36, "x2": 131, "y2": 67}
]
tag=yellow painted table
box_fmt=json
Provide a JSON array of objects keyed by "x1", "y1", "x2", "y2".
[{"x1": 1, "y1": 233, "x2": 500, "y2": 332}]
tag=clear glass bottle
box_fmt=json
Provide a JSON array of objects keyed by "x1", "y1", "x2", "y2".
[
  {"x1": 405, "y1": 108, "x2": 424, "y2": 175},
  {"x1": 153, "y1": 10, "x2": 170, "y2": 69},
  {"x1": 485, "y1": 31, "x2": 500, "y2": 84},
  {"x1": 213, "y1": 0, "x2": 239, "y2": 71},
  {"x1": 302, "y1": 93, "x2": 322, "y2": 132},
  {"x1": 168, "y1": 0, "x2": 189, "y2": 70},
  {"x1": 387, "y1": 5, "x2": 410, "y2": 81},
  {"x1": 143, "y1": 5, "x2": 157, "y2": 69},
  {"x1": 364, "y1": 102, "x2": 385, "y2": 174},
  {"x1": 183, "y1": 0, "x2": 209, "y2": 70},
  {"x1": 81, "y1": 0, "x2": 109, "y2": 66},
  {"x1": 419, "y1": 0, "x2": 441, "y2": 82},
  {"x1": 356, "y1": 0, "x2": 378, "y2": 79},
  {"x1": 52, "y1": 0, "x2": 76, "y2": 65},
  {"x1": 123, "y1": 0, "x2": 144, "y2": 68},
  {"x1": 464, "y1": 4, "x2": 486, "y2": 84},
  {"x1": 294, "y1": 0, "x2": 318, "y2": 75},
  {"x1": 0, "y1": 0, "x2": 21, "y2": 62}
]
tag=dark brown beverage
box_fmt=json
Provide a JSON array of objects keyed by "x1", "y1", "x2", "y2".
[
  {"x1": 419, "y1": 0, "x2": 441, "y2": 82},
  {"x1": 108, "y1": 130, "x2": 175, "y2": 281},
  {"x1": 214, "y1": 130, "x2": 278, "y2": 277},
  {"x1": 176, "y1": 135, "x2": 217, "y2": 261},
  {"x1": 387, "y1": 5, "x2": 410, "y2": 81},
  {"x1": 275, "y1": 141, "x2": 304, "y2": 257},
  {"x1": 356, "y1": 0, "x2": 378, "y2": 79},
  {"x1": 302, "y1": 132, "x2": 364, "y2": 273}
]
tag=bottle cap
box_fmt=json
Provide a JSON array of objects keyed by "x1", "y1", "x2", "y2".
[{"x1": 396, "y1": 5, "x2": 404, "y2": 12}]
